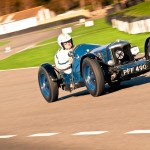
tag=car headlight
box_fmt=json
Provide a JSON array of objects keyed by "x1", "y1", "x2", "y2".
[
  {"x1": 130, "y1": 46, "x2": 139, "y2": 56},
  {"x1": 115, "y1": 50, "x2": 124, "y2": 59}
]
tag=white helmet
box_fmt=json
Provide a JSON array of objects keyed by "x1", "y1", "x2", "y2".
[{"x1": 57, "y1": 33, "x2": 73, "y2": 50}]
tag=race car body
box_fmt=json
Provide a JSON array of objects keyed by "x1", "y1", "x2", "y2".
[{"x1": 38, "y1": 37, "x2": 150, "y2": 102}]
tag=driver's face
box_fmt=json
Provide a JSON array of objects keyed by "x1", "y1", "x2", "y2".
[{"x1": 63, "y1": 41, "x2": 72, "y2": 50}]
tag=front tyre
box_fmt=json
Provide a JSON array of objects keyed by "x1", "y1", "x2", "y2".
[
  {"x1": 145, "y1": 37, "x2": 150, "y2": 60},
  {"x1": 82, "y1": 58, "x2": 105, "y2": 97},
  {"x1": 38, "y1": 67, "x2": 59, "y2": 102}
]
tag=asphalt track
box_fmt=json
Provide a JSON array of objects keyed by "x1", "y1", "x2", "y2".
[
  {"x1": 0, "y1": 67, "x2": 150, "y2": 150},
  {"x1": 0, "y1": 27, "x2": 62, "y2": 60},
  {"x1": 1, "y1": 26, "x2": 150, "y2": 150},
  {"x1": 0, "y1": 23, "x2": 81, "y2": 60}
]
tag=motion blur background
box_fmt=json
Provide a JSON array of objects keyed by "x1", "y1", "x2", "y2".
[
  {"x1": 0, "y1": 0, "x2": 131, "y2": 15},
  {"x1": 0, "y1": 0, "x2": 149, "y2": 69},
  {"x1": 0, "y1": 0, "x2": 149, "y2": 36}
]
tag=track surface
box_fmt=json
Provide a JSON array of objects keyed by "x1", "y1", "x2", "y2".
[
  {"x1": 0, "y1": 23, "x2": 150, "y2": 150},
  {"x1": 0, "y1": 23, "x2": 80, "y2": 60},
  {"x1": 0, "y1": 68, "x2": 150, "y2": 150},
  {"x1": 0, "y1": 28, "x2": 62, "y2": 60}
]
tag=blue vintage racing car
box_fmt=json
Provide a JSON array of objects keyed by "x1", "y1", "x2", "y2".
[{"x1": 38, "y1": 37, "x2": 150, "y2": 102}]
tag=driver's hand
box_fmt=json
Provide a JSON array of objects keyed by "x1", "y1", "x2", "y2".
[{"x1": 68, "y1": 57, "x2": 73, "y2": 64}]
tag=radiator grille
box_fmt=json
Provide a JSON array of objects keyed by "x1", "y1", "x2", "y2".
[{"x1": 111, "y1": 44, "x2": 134, "y2": 66}]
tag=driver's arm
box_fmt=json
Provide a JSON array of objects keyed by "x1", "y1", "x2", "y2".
[{"x1": 55, "y1": 53, "x2": 72, "y2": 70}]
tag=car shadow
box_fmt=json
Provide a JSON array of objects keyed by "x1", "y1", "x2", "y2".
[
  {"x1": 105, "y1": 74, "x2": 150, "y2": 95},
  {"x1": 58, "y1": 89, "x2": 89, "y2": 101},
  {"x1": 58, "y1": 75, "x2": 150, "y2": 101}
]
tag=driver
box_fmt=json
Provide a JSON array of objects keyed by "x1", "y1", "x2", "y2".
[{"x1": 54, "y1": 33, "x2": 74, "y2": 89}]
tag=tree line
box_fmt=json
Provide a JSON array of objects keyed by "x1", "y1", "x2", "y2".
[{"x1": 0, "y1": 0, "x2": 126, "y2": 16}]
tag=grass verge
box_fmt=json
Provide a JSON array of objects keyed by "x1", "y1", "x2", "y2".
[
  {"x1": 0, "y1": 18, "x2": 149, "y2": 70},
  {"x1": 111, "y1": 1, "x2": 150, "y2": 17},
  {"x1": 0, "y1": 41, "x2": 10, "y2": 47}
]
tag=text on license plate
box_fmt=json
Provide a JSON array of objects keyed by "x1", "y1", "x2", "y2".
[{"x1": 123, "y1": 64, "x2": 148, "y2": 75}]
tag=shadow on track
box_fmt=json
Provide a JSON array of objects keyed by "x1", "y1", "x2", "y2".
[
  {"x1": 58, "y1": 74, "x2": 150, "y2": 101},
  {"x1": 105, "y1": 74, "x2": 150, "y2": 94},
  {"x1": 58, "y1": 89, "x2": 89, "y2": 101}
]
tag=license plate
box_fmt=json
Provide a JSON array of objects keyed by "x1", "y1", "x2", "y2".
[{"x1": 122, "y1": 64, "x2": 148, "y2": 76}]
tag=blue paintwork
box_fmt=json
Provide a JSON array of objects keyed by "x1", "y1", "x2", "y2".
[
  {"x1": 71, "y1": 40, "x2": 130, "y2": 82},
  {"x1": 40, "y1": 39, "x2": 150, "y2": 89},
  {"x1": 38, "y1": 37, "x2": 150, "y2": 102},
  {"x1": 72, "y1": 44, "x2": 100, "y2": 82},
  {"x1": 41, "y1": 63, "x2": 57, "y2": 81},
  {"x1": 39, "y1": 73, "x2": 50, "y2": 98},
  {"x1": 83, "y1": 62, "x2": 96, "y2": 91},
  {"x1": 39, "y1": 63, "x2": 58, "y2": 99},
  {"x1": 117, "y1": 59, "x2": 147, "y2": 70},
  {"x1": 70, "y1": 40, "x2": 150, "y2": 84}
]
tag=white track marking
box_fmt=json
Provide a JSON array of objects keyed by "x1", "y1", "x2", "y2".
[
  {"x1": 125, "y1": 130, "x2": 150, "y2": 134},
  {"x1": 0, "y1": 135, "x2": 16, "y2": 138},
  {"x1": 1, "y1": 29, "x2": 106, "y2": 58},
  {"x1": 17, "y1": 45, "x2": 35, "y2": 53},
  {"x1": 73, "y1": 131, "x2": 108, "y2": 135},
  {"x1": 28, "y1": 132, "x2": 59, "y2": 137}
]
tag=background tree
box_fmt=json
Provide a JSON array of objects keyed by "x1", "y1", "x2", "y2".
[
  {"x1": 21, "y1": 0, "x2": 35, "y2": 9},
  {"x1": 80, "y1": 0, "x2": 85, "y2": 8},
  {"x1": 4, "y1": 0, "x2": 11, "y2": 14},
  {"x1": 90, "y1": 0, "x2": 104, "y2": 10},
  {"x1": 0, "y1": 0, "x2": 121, "y2": 16},
  {"x1": 0, "y1": 1, "x2": 5, "y2": 15}
]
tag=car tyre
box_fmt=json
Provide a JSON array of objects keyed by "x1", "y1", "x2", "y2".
[
  {"x1": 82, "y1": 58, "x2": 105, "y2": 96},
  {"x1": 38, "y1": 67, "x2": 59, "y2": 102},
  {"x1": 145, "y1": 37, "x2": 150, "y2": 60}
]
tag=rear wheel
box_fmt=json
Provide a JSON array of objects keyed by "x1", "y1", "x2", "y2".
[
  {"x1": 38, "y1": 67, "x2": 59, "y2": 102},
  {"x1": 82, "y1": 58, "x2": 105, "y2": 96}
]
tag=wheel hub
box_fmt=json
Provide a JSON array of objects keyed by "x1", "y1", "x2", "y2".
[{"x1": 42, "y1": 82, "x2": 46, "y2": 89}]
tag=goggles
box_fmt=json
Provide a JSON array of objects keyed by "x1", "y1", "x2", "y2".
[{"x1": 63, "y1": 40, "x2": 72, "y2": 45}]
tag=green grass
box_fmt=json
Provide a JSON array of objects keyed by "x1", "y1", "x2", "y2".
[
  {"x1": 112, "y1": 1, "x2": 150, "y2": 17},
  {"x1": 0, "y1": 41, "x2": 9, "y2": 46},
  {"x1": 0, "y1": 18, "x2": 149, "y2": 70},
  {"x1": 0, "y1": 43, "x2": 59, "y2": 70}
]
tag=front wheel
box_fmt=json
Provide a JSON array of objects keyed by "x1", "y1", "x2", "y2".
[
  {"x1": 82, "y1": 58, "x2": 105, "y2": 97},
  {"x1": 38, "y1": 67, "x2": 59, "y2": 102},
  {"x1": 145, "y1": 37, "x2": 150, "y2": 60}
]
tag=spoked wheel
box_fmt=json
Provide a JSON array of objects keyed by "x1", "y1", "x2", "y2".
[
  {"x1": 82, "y1": 58, "x2": 105, "y2": 97},
  {"x1": 145, "y1": 37, "x2": 150, "y2": 60},
  {"x1": 38, "y1": 67, "x2": 58, "y2": 102}
]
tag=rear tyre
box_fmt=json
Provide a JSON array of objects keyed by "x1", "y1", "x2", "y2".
[
  {"x1": 82, "y1": 58, "x2": 105, "y2": 97},
  {"x1": 38, "y1": 67, "x2": 59, "y2": 102}
]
